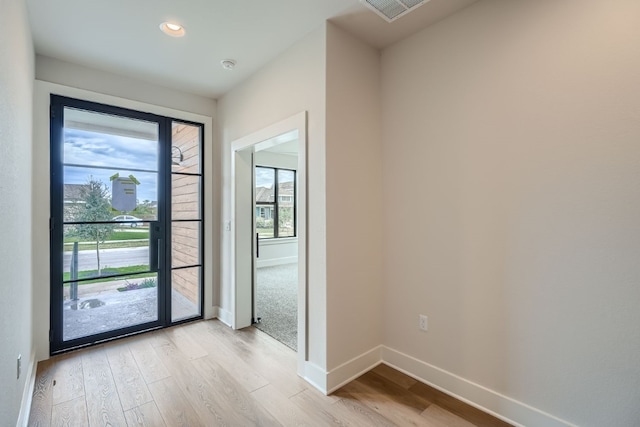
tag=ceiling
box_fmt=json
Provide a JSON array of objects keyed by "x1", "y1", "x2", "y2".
[{"x1": 27, "y1": 0, "x2": 477, "y2": 99}]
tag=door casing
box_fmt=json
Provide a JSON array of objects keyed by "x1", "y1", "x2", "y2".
[{"x1": 231, "y1": 111, "x2": 307, "y2": 375}]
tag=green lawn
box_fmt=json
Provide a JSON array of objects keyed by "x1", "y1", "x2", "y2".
[
  {"x1": 109, "y1": 230, "x2": 149, "y2": 240},
  {"x1": 64, "y1": 230, "x2": 149, "y2": 243},
  {"x1": 64, "y1": 229, "x2": 150, "y2": 250}
]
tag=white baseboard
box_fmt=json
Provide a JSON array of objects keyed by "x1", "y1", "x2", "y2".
[
  {"x1": 303, "y1": 361, "x2": 328, "y2": 394},
  {"x1": 16, "y1": 351, "x2": 37, "y2": 427},
  {"x1": 216, "y1": 306, "x2": 233, "y2": 327},
  {"x1": 203, "y1": 303, "x2": 217, "y2": 320},
  {"x1": 327, "y1": 346, "x2": 383, "y2": 394},
  {"x1": 381, "y1": 346, "x2": 576, "y2": 427},
  {"x1": 309, "y1": 344, "x2": 574, "y2": 427},
  {"x1": 256, "y1": 256, "x2": 297, "y2": 268}
]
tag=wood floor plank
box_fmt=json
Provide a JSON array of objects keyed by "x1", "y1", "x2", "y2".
[
  {"x1": 164, "y1": 325, "x2": 208, "y2": 360},
  {"x1": 51, "y1": 354, "x2": 85, "y2": 406},
  {"x1": 127, "y1": 337, "x2": 170, "y2": 385},
  {"x1": 251, "y1": 384, "x2": 324, "y2": 427},
  {"x1": 147, "y1": 377, "x2": 203, "y2": 427},
  {"x1": 372, "y1": 363, "x2": 418, "y2": 390},
  {"x1": 290, "y1": 389, "x2": 366, "y2": 427},
  {"x1": 81, "y1": 346, "x2": 128, "y2": 427},
  {"x1": 29, "y1": 359, "x2": 56, "y2": 427},
  {"x1": 324, "y1": 389, "x2": 396, "y2": 427},
  {"x1": 144, "y1": 330, "x2": 172, "y2": 348},
  {"x1": 187, "y1": 321, "x2": 269, "y2": 392},
  {"x1": 335, "y1": 372, "x2": 433, "y2": 427},
  {"x1": 51, "y1": 395, "x2": 88, "y2": 427},
  {"x1": 409, "y1": 381, "x2": 512, "y2": 427},
  {"x1": 250, "y1": 326, "x2": 298, "y2": 370},
  {"x1": 205, "y1": 320, "x2": 307, "y2": 397},
  {"x1": 191, "y1": 356, "x2": 281, "y2": 426},
  {"x1": 153, "y1": 340, "x2": 254, "y2": 425},
  {"x1": 294, "y1": 385, "x2": 341, "y2": 406},
  {"x1": 358, "y1": 370, "x2": 432, "y2": 411},
  {"x1": 105, "y1": 342, "x2": 153, "y2": 411},
  {"x1": 421, "y1": 404, "x2": 477, "y2": 427},
  {"x1": 124, "y1": 401, "x2": 167, "y2": 427},
  {"x1": 31, "y1": 320, "x2": 513, "y2": 427}
]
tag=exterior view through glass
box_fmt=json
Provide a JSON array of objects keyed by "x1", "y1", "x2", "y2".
[
  {"x1": 171, "y1": 121, "x2": 203, "y2": 321},
  {"x1": 50, "y1": 96, "x2": 204, "y2": 353},
  {"x1": 255, "y1": 166, "x2": 295, "y2": 239}
]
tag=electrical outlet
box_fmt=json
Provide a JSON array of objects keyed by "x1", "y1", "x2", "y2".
[
  {"x1": 419, "y1": 315, "x2": 428, "y2": 332},
  {"x1": 17, "y1": 354, "x2": 21, "y2": 379}
]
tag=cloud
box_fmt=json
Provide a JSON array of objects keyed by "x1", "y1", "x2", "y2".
[
  {"x1": 255, "y1": 166, "x2": 295, "y2": 188},
  {"x1": 64, "y1": 129, "x2": 158, "y2": 172},
  {"x1": 63, "y1": 129, "x2": 159, "y2": 201}
]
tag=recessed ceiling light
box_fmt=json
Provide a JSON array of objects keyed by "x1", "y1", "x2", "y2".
[
  {"x1": 159, "y1": 22, "x2": 185, "y2": 37},
  {"x1": 221, "y1": 59, "x2": 237, "y2": 70}
]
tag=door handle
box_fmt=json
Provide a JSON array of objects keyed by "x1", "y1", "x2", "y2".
[
  {"x1": 157, "y1": 239, "x2": 163, "y2": 269},
  {"x1": 149, "y1": 224, "x2": 161, "y2": 272},
  {"x1": 256, "y1": 233, "x2": 259, "y2": 258}
]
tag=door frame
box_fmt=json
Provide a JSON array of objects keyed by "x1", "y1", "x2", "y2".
[
  {"x1": 48, "y1": 94, "x2": 207, "y2": 354},
  {"x1": 33, "y1": 81, "x2": 214, "y2": 361},
  {"x1": 231, "y1": 111, "x2": 307, "y2": 375}
]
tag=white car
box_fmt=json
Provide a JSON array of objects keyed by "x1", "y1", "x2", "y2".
[{"x1": 112, "y1": 215, "x2": 142, "y2": 227}]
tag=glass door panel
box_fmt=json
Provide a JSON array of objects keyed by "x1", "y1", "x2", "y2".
[
  {"x1": 171, "y1": 174, "x2": 201, "y2": 220},
  {"x1": 170, "y1": 121, "x2": 203, "y2": 322},
  {"x1": 51, "y1": 97, "x2": 205, "y2": 354},
  {"x1": 51, "y1": 98, "x2": 164, "y2": 352},
  {"x1": 62, "y1": 218, "x2": 157, "y2": 342},
  {"x1": 171, "y1": 267, "x2": 202, "y2": 321},
  {"x1": 171, "y1": 222, "x2": 201, "y2": 268}
]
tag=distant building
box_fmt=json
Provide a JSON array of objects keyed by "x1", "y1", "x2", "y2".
[
  {"x1": 63, "y1": 184, "x2": 90, "y2": 204},
  {"x1": 255, "y1": 181, "x2": 294, "y2": 220}
]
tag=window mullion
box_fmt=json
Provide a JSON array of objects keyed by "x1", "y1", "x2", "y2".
[{"x1": 274, "y1": 167, "x2": 279, "y2": 238}]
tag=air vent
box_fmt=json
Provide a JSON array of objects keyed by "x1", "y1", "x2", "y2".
[{"x1": 362, "y1": 0, "x2": 428, "y2": 22}]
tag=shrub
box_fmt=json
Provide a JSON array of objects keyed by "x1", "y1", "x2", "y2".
[{"x1": 117, "y1": 277, "x2": 157, "y2": 292}]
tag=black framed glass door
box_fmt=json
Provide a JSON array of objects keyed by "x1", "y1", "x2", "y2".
[{"x1": 49, "y1": 95, "x2": 204, "y2": 354}]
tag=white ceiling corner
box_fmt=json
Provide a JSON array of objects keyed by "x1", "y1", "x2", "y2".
[{"x1": 26, "y1": 0, "x2": 478, "y2": 99}]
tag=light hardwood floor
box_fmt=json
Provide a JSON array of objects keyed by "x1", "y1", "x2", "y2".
[{"x1": 28, "y1": 320, "x2": 511, "y2": 426}]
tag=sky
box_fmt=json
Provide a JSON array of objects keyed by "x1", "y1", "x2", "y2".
[
  {"x1": 64, "y1": 128, "x2": 159, "y2": 203},
  {"x1": 255, "y1": 166, "x2": 294, "y2": 188},
  {"x1": 64, "y1": 128, "x2": 294, "y2": 202}
]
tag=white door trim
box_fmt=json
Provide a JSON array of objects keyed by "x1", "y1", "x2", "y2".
[{"x1": 230, "y1": 111, "x2": 307, "y2": 375}]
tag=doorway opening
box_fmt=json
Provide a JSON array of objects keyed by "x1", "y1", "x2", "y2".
[
  {"x1": 49, "y1": 95, "x2": 204, "y2": 354},
  {"x1": 232, "y1": 112, "x2": 307, "y2": 374},
  {"x1": 254, "y1": 162, "x2": 298, "y2": 349}
]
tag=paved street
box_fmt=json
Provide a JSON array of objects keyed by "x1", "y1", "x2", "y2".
[{"x1": 63, "y1": 246, "x2": 149, "y2": 271}]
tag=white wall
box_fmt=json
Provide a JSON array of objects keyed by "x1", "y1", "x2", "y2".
[
  {"x1": 32, "y1": 60, "x2": 216, "y2": 361},
  {"x1": 325, "y1": 23, "x2": 383, "y2": 381},
  {"x1": 380, "y1": 1, "x2": 640, "y2": 425},
  {"x1": 0, "y1": 0, "x2": 34, "y2": 424},
  {"x1": 217, "y1": 26, "x2": 328, "y2": 371},
  {"x1": 36, "y1": 55, "x2": 216, "y2": 117},
  {"x1": 255, "y1": 151, "x2": 297, "y2": 170},
  {"x1": 256, "y1": 238, "x2": 297, "y2": 268}
]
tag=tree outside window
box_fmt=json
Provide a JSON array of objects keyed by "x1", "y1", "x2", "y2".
[{"x1": 68, "y1": 177, "x2": 116, "y2": 275}]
